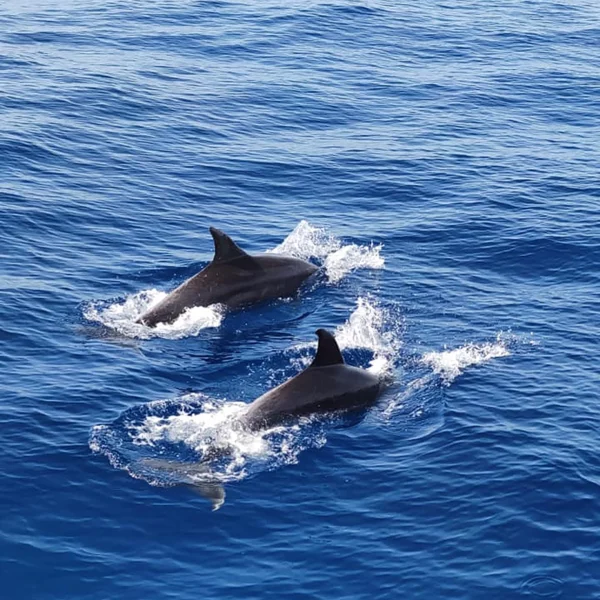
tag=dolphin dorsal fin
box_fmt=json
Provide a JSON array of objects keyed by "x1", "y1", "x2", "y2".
[
  {"x1": 210, "y1": 227, "x2": 248, "y2": 262},
  {"x1": 310, "y1": 329, "x2": 344, "y2": 368},
  {"x1": 209, "y1": 227, "x2": 260, "y2": 270}
]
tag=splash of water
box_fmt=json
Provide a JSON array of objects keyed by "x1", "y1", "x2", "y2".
[
  {"x1": 83, "y1": 290, "x2": 224, "y2": 339},
  {"x1": 334, "y1": 297, "x2": 400, "y2": 376},
  {"x1": 129, "y1": 396, "x2": 271, "y2": 473},
  {"x1": 270, "y1": 220, "x2": 384, "y2": 283},
  {"x1": 289, "y1": 296, "x2": 402, "y2": 378},
  {"x1": 420, "y1": 334, "x2": 510, "y2": 385},
  {"x1": 269, "y1": 220, "x2": 340, "y2": 260},
  {"x1": 324, "y1": 243, "x2": 384, "y2": 283},
  {"x1": 89, "y1": 393, "x2": 328, "y2": 495}
]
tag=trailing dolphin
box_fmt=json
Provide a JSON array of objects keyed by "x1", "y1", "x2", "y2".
[
  {"x1": 242, "y1": 328, "x2": 381, "y2": 430},
  {"x1": 137, "y1": 227, "x2": 318, "y2": 327},
  {"x1": 140, "y1": 329, "x2": 381, "y2": 509}
]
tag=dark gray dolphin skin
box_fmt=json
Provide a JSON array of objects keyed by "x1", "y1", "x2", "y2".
[
  {"x1": 137, "y1": 227, "x2": 318, "y2": 327},
  {"x1": 242, "y1": 328, "x2": 381, "y2": 430}
]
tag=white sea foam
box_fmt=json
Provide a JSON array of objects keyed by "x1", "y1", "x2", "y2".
[
  {"x1": 269, "y1": 220, "x2": 340, "y2": 260},
  {"x1": 421, "y1": 335, "x2": 510, "y2": 385},
  {"x1": 335, "y1": 297, "x2": 400, "y2": 376},
  {"x1": 290, "y1": 297, "x2": 402, "y2": 378},
  {"x1": 130, "y1": 397, "x2": 265, "y2": 468},
  {"x1": 270, "y1": 220, "x2": 384, "y2": 283},
  {"x1": 324, "y1": 243, "x2": 384, "y2": 283},
  {"x1": 83, "y1": 289, "x2": 223, "y2": 339},
  {"x1": 122, "y1": 394, "x2": 326, "y2": 482}
]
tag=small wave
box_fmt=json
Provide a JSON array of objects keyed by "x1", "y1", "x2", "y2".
[
  {"x1": 83, "y1": 289, "x2": 223, "y2": 339},
  {"x1": 270, "y1": 220, "x2": 384, "y2": 283},
  {"x1": 381, "y1": 374, "x2": 432, "y2": 419},
  {"x1": 421, "y1": 334, "x2": 510, "y2": 385}
]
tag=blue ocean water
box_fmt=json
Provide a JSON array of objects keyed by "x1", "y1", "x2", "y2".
[{"x1": 1, "y1": 0, "x2": 599, "y2": 598}]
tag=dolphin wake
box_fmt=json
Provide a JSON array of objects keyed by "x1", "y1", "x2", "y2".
[
  {"x1": 380, "y1": 333, "x2": 514, "y2": 425},
  {"x1": 83, "y1": 221, "x2": 384, "y2": 339}
]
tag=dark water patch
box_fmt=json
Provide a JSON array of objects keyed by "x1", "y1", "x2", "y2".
[{"x1": 1, "y1": 0, "x2": 599, "y2": 598}]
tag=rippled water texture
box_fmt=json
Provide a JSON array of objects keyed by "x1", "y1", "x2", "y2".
[{"x1": 1, "y1": 1, "x2": 599, "y2": 599}]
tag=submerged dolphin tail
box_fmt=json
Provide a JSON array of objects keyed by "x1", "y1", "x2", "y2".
[
  {"x1": 139, "y1": 457, "x2": 226, "y2": 511},
  {"x1": 310, "y1": 329, "x2": 344, "y2": 368},
  {"x1": 188, "y1": 481, "x2": 226, "y2": 512}
]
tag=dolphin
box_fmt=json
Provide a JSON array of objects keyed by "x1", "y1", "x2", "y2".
[
  {"x1": 139, "y1": 329, "x2": 381, "y2": 510},
  {"x1": 137, "y1": 227, "x2": 318, "y2": 327},
  {"x1": 242, "y1": 328, "x2": 381, "y2": 430}
]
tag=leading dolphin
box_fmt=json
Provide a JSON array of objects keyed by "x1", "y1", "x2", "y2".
[
  {"x1": 141, "y1": 329, "x2": 381, "y2": 509},
  {"x1": 137, "y1": 227, "x2": 318, "y2": 327}
]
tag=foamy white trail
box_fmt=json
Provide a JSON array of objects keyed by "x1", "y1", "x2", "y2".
[
  {"x1": 270, "y1": 220, "x2": 384, "y2": 283},
  {"x1": 83, "y1": 289, "x2": 223, "y2": 340},
  {"x1": 421, "y1": 334, "x2": 510, "y2": 385}
]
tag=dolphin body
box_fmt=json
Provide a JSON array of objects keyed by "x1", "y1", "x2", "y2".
[
  {"x1": 141, "y1": 329, "x2": 381, "y2": 510},
  {"x1": 137, "y1": 227, "x2": 318, "y2": 327},
  {"x1": 242, "y1": 329, "x2": 381, "y2": 430}
]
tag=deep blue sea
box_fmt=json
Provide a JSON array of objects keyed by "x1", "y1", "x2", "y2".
[{"x1": 2, "y1": 0, "x2": 599, "y2": 598}]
